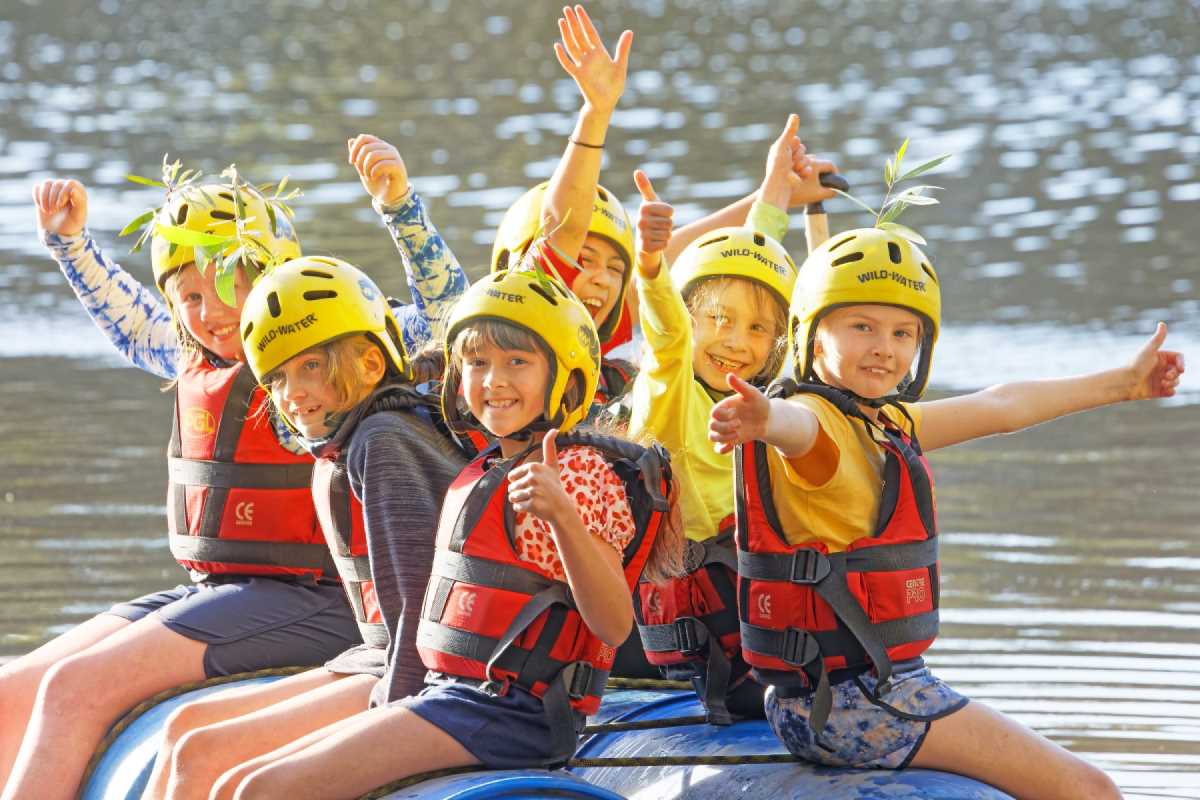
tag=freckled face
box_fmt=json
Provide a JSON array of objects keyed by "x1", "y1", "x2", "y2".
[
  {"x1": 812, "y1": 305, "x2": 921, "y2": 399},
  {"x1": 170, "y1": 263, "x2": 252, "y2": 361},
  {"x1": 690, "y1": 281, "x2": 779, "y2": 392}
]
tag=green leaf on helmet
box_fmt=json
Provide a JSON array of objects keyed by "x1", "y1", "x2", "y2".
[
  {"x1": 215, "y1": 261, "x2": 239, "y2": 307},
  {"x1": 893, "y1": 138, "x2": 909, "y2": 174},
  {"x1": 896, "y1": 154, "x2": 952, "y2": 183},
  {"x1": 877, "y1": 202, "x2": 908, "y2": 226},
  {"x1": 265, "y1": 203, "x2": 278, "y2": 236},
  {"x1": 276, "y1": 176, "x2": 289, "y2": 196},
  {"x1": 879, "y1": 222, "x2": 927, "y2": 246},
  {"x1": 884, "y1": 158, "x2": 894, "y2": 188},
  {"x1": 153, "y1": 223, "x2": 231, "y2": 248},
  {"x1": 118, "y1": 210, "x2": 156, "y2": 238},
  {"x1": 126, "y1": 174, "x2": 166, "y2": 188}
]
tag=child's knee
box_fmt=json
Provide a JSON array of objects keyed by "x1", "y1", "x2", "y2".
[
  {"x1": 162, "y1": 701, "x2": 210, "y2": 746},
  {"x1": 37, "y1": 655, "x2": 107, "y2": 713},
  {"x1": 1075, "y1": 761, "x2": 1121, "y2": 800}
]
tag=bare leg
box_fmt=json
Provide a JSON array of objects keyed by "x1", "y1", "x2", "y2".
[
  {"x1": 161, "y1": 673, "x2": 375, "y2": 800},
  {"x1": 0, "y1": 616, "x2": 206, "y2": 800},
  {"x1": 0, "y1": 613, "x2": 130, "y2": 786},
  {"x1": 142, "y1": 668, "x2": 348, "y2": 800},
  {"x1": 910, "y1": 700, "x2": 1122, "y2": 800},
  {"x1": 230, "y1": 704, "x2": 478, "y2": 800}
]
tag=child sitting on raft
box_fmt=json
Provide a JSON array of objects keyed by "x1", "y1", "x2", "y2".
[
  {"x1": 708, "y1": 226, "x2": 1184, "y2": 798},
  {"x1": 145, "y1": 7, "x2": 642, "y2": 795},
  {"x1": 628, "y1": 114, "x2": 836, "y2": 723},
  {"x1": 210, "y1": 266, "x2": 681, "y2": 798},
  {"x1": 5, "y1": 160, "x2": 464, "y2": 800}
]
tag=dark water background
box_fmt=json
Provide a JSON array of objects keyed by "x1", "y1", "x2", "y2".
[{"x1": 1, "y1": 1, "x2": 1198, "y2": 795}]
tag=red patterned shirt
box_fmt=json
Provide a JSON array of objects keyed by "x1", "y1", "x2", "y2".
[{"x1": 512, "y1": 445, "x2": 635, "y2": 581}]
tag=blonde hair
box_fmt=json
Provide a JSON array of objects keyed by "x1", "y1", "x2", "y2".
[{"x1": 684, "y1": 276, "x2": 788, "y2": 384}]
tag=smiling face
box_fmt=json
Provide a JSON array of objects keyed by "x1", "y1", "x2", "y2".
[
  {"x1": 457, "y1": 327, "x2": 551, "y2": 453},
  {"x1": 688, "y1": 277, "x2": 786, "y2": 392},
  {"x1": 571, "y1": 234, "x2": 627, "y2": 331},
  {"x1": 812, "y1": 304, "x2": 922, "y2": 401},
  {"x1": 263, "y1": 336, "x2": 386, "y2": 440},
  {"x1": 168, "y1": 263, "x2": 252, "y2": 362}
]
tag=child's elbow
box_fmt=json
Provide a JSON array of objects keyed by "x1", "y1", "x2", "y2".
[{"x1": 601, "y1": 615, "x2": 633, "y2": 649}]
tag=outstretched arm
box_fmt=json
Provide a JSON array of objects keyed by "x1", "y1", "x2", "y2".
[
  {"x1": 348, "y1": 134, "x2": 468, "y2": 350},
  {"x1": 34, "y1": 179, "x2": 179, "y2": 379},
  {"x1": 709, "y1": 373, "x2": 821, "y2": 457},
  {"x1": 542, "y1": 5, "x2": 632, "y2": 262},
  {"x1": 663, "y1": 115, "x2": 837, "y2": 263},
  {"x1": 918, "y1": 323, "x2": 1185, "y2": 451}
]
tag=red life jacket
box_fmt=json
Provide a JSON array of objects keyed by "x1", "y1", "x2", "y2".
[
  {"x1": 633, "y1": 514, "x2": 747, "y2": 724},
  {"x1": 735, "y1": 381, "x2": 940, "y2": 733},
  {"x1": 167, "y1": 361, "x2": 333, "y2": 579},
  {"x1": 416, "y1": 432, "x2": 671, "y2": 722},
  {"x1": 312, "y1": 384, "x2": 480, "y2": 649}
]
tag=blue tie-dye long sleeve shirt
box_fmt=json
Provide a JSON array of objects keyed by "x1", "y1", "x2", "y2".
[{"x1": 42, "y1": 188, "x2": 467, "y2": 447}]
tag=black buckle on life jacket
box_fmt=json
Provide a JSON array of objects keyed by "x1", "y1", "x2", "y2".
[
  {"x1": 563, "y1": 661, "x2": 595, "y2": 702},
  {"x1": 781, "y1": 627, "x2": 821, "y2": 668},
  {"x1": 789, "y1": 550, "x2": 831, "y2": 584},
  {"x1": 674, "y1": 617, "x2": 708, "y2": 657}
]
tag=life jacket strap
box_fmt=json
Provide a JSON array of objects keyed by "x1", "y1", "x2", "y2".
[
  {"x1": 168, "y1": 457, "x2": 314, "y2": 490},
  {"x1": 168, "y1": 534, "x2": 336, "y2": 573},
  {"x1": 331, "y1": 553, "x2": 372, "y2": 582},
  {"x1": 431, "y1": 550, "x2": 556, "y2": 597}
]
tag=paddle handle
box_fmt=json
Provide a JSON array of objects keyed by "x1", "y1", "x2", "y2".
[{"x1": 804, "y1": 172, "x2": 849, "y2": 254}]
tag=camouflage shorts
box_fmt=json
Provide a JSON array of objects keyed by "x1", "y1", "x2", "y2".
[{"x1": 765, "y1": 661, "x2": 968, "y2": 769}]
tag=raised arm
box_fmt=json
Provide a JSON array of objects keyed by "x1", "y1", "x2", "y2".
[
  {"x1": 918, "y1": 323, "x2": 1185, "y2": 451},
  {"x1": 662, "y1": 115, "x2": 838, "y2": 263},
  {"x1": 34, "y1": 179, "x2": 179, "y2": 379},
  {"x1": 542, "y1": 5, "x2": 632, "y2": 262},
  {"x1": 348, "y1": 133, "x2": 468, "y2": 350}
]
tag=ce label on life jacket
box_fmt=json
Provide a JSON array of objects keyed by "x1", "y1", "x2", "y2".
[
  {"x1": 757, "y1": 593, "x2": 773, "y2": 619},
  {"x1": 235, "y1": 501, "x2": 255, "y2": 527}
]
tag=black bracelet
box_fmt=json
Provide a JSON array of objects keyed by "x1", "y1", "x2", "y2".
[{"x1": 569, "y1": 138, "x2": 605, "y2": 149}]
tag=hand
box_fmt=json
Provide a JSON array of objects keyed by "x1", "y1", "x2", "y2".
[
  {"x1": 759, "y1": 114, "x2": 805, "y2": 211},
  {"x1": 33, "y1": 179, "x2": 88, "y2": 236},
  {"x1": 508, "y1": 429, "x2": 573, "y2": 526},
  {"x1": 1127, "y1": 322, "x2": 1185, "y2": 400},
  {"x1": 633, "y1": 169, "x2": 672, "y2": 278},
  {"x1": 787, "y1": 155, "x2": 838, "y2": 209},
  {"x1": 347, "y1": 134, "x2": 409, "y2": 206},
  {"x1": 709, "y1": 374, "x2": 771, "y2": 454},
  {"x1": 554, "y1": 5, "x2": 633, "y2": 116}
]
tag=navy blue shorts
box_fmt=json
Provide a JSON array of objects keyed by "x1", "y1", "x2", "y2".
[
  {"x1": 399, "y1": 682, "x2": 578, "y2": 768},
  {"x1": 106, "y1": 577, "x2": 361, "y2": 679}
]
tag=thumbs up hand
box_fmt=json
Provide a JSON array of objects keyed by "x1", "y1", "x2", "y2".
[
  {"x1": 508, "y1": 429, "x2": 573, "y2": 525},
  {"x1": 634, "y1": 169, "x2": 673, "y2": 279}
]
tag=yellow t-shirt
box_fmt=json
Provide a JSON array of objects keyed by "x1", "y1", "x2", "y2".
[
  {"x1": 628, "y1": 202, "x2": 790, "y2": 543},
  {"x1": 766, "y1": 393, "x2": 924, "y2": 552}
]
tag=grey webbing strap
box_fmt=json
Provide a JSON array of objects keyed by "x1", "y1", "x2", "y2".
[
  {"x1": 359, "y1": 621, "x2": 390, "y2": 649},
  {"x1": 168, "y1": 534, "x2": 336, "y2": 573},
  {"x1": 431, "y1": 550, "x2": 556, "y2": 598},
  {"x1": 737, "y1": 538, "x2": 937, "y2": 582},
  {"x1": 168, "y1": 458, "x2": 314, "y2": 489},
  {"x1": 416, "y1": 620, "x2": 598, "y2": 691},
  {"x1": 701, "y1": 538, "x2": 738, "y2": 573},
  {"x1": 638, "y1": 617, "x2": 711, "y2": 654},
  {"x1": 331, "y1": 553, "x2": 372, "y2": 582},
  {"x1": 483, "y1": 584, "x2": 574, "y2": 683}
]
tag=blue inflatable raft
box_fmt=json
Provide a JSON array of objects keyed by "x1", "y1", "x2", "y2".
[{"x1": 81, "y1": 677, "x2": 1012, "y2": 800}]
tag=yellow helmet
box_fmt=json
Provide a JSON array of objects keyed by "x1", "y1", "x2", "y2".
[
  {"x1": 671, "y1": 227, "x2": 797, "y2": 311},
  {"x1": 790, "y1": 227, "x2": 941, "y2": 401},
  {"x1": 442, "y1": 269, "x2": 600, "y2": 435},
  {"x1": 151, "y1": 183, "x2": 301, "y2": 291},
  {"x1": 239, "y1": 256, "x2": 409, "y2": 385},
  {"x1": 489, "y1": 182, "x2": 635, "y2": 343}
]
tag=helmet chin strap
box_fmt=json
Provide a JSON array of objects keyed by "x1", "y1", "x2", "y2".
[{"x1": 805, "y1": 372, "x2": 902, "y2": 410}]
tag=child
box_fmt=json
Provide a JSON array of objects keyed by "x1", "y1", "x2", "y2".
[
  {"x1": 137, "y1": 136, "x2": 470, "y2": 800},
  {"x1": 627, "y1": 114, "x2": 828, "y2": 723},
  {"x1": 205, "y1": 268, "x2": 680, "y2": 799},
  {"x1": 708, "y1": 226, "x2": 1183, "y2": 798},
  {"x1": 4, "y1": 161, "x2": 463, "y2": 800}
]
